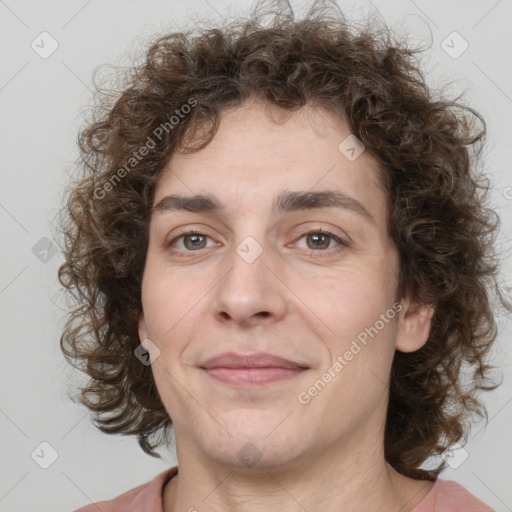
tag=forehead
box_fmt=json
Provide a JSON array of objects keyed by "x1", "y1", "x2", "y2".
[{"x1": 154, "y1": 101, "x2": 386, "y2": 217}]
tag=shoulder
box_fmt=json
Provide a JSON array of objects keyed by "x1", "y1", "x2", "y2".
[
  {"x1": 73, "y1": 466, "x2": 178, "y2": 512},
  {"x1": 413, "y1": 478, "x2": 495, "y2": 512}
]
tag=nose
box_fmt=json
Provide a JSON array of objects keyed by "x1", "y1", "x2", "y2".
[{"x1": 212, "y1": 238, "x2": 288, "y2": 328}]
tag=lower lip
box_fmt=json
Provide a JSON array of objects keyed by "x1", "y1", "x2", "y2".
[{"x1": 202, "y1": 367, "x2": 306, "y2": 386}]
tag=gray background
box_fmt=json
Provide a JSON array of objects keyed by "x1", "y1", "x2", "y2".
[{"x1": 0, "y1": 0, "x2": 511, "y2": 511}]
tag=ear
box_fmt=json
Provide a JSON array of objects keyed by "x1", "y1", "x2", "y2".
[
  {"x1": 395, "y1": 291, "x2": 434, "y2": 353},
  {"x1": 138, "y1": 311, "x2": 148, "y2": 342}
]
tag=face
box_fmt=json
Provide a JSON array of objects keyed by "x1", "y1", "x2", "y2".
[{"x1": 138, "y1": 99, "x2": 432, "y2": 470}]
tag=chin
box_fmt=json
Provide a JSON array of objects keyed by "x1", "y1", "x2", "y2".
[
  {"x1": 195, "y1": 411, "x2": 308, "y2": 469},
  {"x1": 205, "y1": 439, "x2": 306, "y2": 471}
]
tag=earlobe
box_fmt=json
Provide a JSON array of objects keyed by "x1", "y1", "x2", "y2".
[
  {"x1": 395, "y1": 293, "x2": 435, "y2": 353},
  {"x1": 138, "y1": 311, "x2": 148, "y2": 342}
]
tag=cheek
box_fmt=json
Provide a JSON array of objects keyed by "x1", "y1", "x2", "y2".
[
  {"x1": 303, "y1": 266, "x2": 399, "y2": 367},
  {"x1": 311, "y1": 263, "x2": 395, "y2": 325},
  {"x1": 141, "y1": 261, "x2": 208, "y2": 340}
]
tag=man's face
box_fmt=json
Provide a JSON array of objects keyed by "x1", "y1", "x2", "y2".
[{"x1": 139, "y1": 100, "x2": 425, "y2": 469}]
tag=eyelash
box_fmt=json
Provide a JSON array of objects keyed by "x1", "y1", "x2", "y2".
[{"x1": 167, "y1": 228, "x2": 349, "y2": 257}]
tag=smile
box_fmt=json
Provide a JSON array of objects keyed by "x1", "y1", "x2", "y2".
[{"x1": 202, "y1": 367, "x2": 307, "y2": 386}]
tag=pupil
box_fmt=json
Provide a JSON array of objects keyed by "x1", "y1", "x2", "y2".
[
  {"x1": 310, "y1": 233, "x2": 328, "y2": 249},
  {"x1": 186, "y1": 234, "x2": 204, "y2": 249}
]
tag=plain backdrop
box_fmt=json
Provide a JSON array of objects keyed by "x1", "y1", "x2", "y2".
[{"x1": 0, "y1": 0, "x2": 511, "y2": 511}]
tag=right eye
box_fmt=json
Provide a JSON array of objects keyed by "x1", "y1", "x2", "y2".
[{"x1": 167, "y1": 230, "x2": 217, "y2": 252}]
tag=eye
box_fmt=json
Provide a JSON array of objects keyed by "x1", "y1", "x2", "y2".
[
  {"x1": 166, "y1": 228, "x2": 348, "y2": 256},
  {"x1": 292, "y1": 229, "x2": 348, "y2": 255},
  {"x1": 168, "y1": 230, "x2": 217, "y2": 252}
]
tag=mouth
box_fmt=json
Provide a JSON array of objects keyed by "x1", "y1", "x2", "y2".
[
  {"x1": 199, "y1": 352, "x2": 309, "y2": 387},
  {"x1": 202, "y1": 366, "x2": 307, "y2": 386}
]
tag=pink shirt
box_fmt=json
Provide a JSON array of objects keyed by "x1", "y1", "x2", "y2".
[{"x1": 73, "y1": 466, "x2": 495, "y2": 512}]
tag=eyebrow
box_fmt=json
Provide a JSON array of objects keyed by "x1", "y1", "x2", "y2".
[{"x1": 153, "y1": 190, "x2": 374, "y2": 223}]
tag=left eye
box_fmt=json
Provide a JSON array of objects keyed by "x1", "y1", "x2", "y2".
[{"x1": 293, "y1": 230, "x2": 346, "y2": 252}]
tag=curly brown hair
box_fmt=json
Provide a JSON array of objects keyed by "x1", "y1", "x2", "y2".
[{"x1": 57, "y1": 0, "x2": 509, "y2": 480}]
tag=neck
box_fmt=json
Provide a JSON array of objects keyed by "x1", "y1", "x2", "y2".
[{"x1": 163, "y1": 427, "x2": 434, "y2": 512}]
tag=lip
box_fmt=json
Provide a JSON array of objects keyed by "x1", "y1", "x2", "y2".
[
  {"x1": 200, "y1": 352, "x2": 309, "y2": 386},
  {"x1": 200, "y1": 352, "x2": 308, "y2": 370}
]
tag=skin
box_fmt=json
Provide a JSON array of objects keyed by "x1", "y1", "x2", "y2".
[{"x1": 138, "y1": 97, "x2": 436, "y2": 512}]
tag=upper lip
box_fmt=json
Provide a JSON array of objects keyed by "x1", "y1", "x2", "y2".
[{"x1": 200, "y1": 352, "x2": 308, "y2": 370}]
